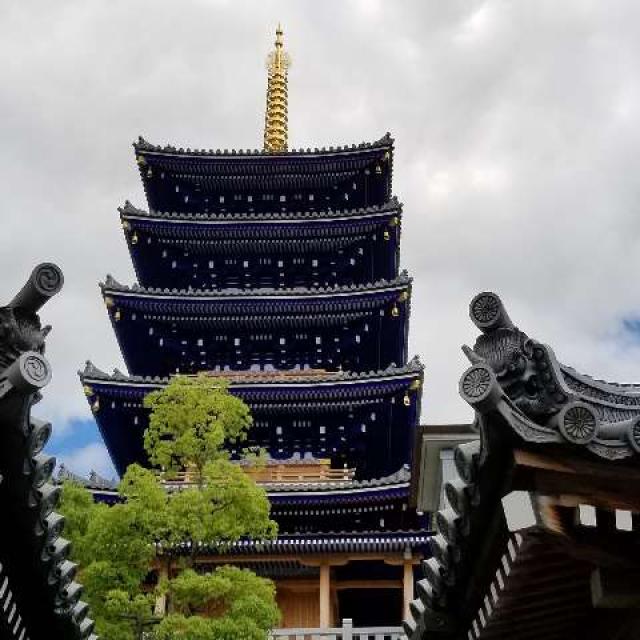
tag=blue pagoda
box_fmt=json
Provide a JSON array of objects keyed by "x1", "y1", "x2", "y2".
[{"x1": 80, "y1": 26, "x2": 426, "y2": 631}]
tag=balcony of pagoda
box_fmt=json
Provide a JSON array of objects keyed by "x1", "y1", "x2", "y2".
[
  {"x1": 133, "y1": 134, "x2": 393, "y2": 214},
  {"x1": 119, "y1": 200, "x2": 402, "y2": 290},
  {"x1": 77, "y1": 459, "x2": 427, "y2": 535},
  {"x1": 100, "y1": 276, "x2": 411, "y2": 378},
  {"x1": 79, "y1": 361, "x2": 423, "y2": 478}
]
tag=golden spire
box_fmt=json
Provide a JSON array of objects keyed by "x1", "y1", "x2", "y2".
[{"x1": 264, "y1": 24, "x2": 291, "y2": 152}]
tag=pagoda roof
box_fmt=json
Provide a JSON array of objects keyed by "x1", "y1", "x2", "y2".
[
  {"x1": 169, "y1": 529, "x2": 429, "y2": 557},
  {"x1": 81, "y1": 358, "x2": 422, "y2": 478},
  {"x1": 61, "y1": 465, "x2": 412, "y2": 505},
  {"x1": 80, "y1": 356, "x2": 423, "y2": 389},
  {"x1": 119, "y1": 196, "x2": 402, "y2": 224},
  {"x1": 101, "y1": 272, "x2": 410, "y2": 302},
  {"x1": 57, "y1": 465, "x2": 118, "y2": 491},
  {"x1": 134, "y1": 134, "x2": 394, "y2": 212},
  {"x1": 133, "y1": 132, "x2": 393, "y2": 159},
  {"x1": 260, "y1": 465, "x2": 411, "y2": 494}
]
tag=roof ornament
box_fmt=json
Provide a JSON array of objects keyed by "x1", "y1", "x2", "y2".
[
  {"x1": 263, "y1": 24, "x2": 291, "y2": 152},
  {"x1": 459, "y1": 291, "x2": 640, "y2": 459}
]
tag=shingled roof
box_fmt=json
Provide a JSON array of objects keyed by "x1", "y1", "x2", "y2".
[
  {"x1": 119, "y1": 196, "x2": 402, "y2": 223},
  {"x1": 133, "y1": 132, "x2": 393, "y2": 157},
  {"x1": 100, "y1": 271, "x2": 411, "y2": 300},
  {"x1": 0, "y1": 264, "x2": 97, "y2": 640},
  {"x1": 80, "y1": 356, "x2": 423, "y2": 388},
  {"x1": 404, "y1": 292, "x2": 640, "y2": 640}
]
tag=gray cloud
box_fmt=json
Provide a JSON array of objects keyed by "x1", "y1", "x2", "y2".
[{"x1": 2, "y1": 0, "x2": 640, "y2": 451}]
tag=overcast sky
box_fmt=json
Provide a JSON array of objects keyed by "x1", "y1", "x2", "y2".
[{"x1": 3, "y1": 0, "x2": 640, "y2": 479}]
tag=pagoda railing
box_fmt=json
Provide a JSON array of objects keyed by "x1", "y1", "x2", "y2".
[
  {"x1": 270, "y1": 619, "x2": 406, "y2": 640},
  {"x1": 164, "y1": 464, "x2": 356, "y2": 485}
]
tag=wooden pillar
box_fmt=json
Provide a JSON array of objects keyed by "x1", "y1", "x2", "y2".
[
  {"x1": 403, "y1": 560, "x2": 414, "y2": 620},
  {"x1": 320, "y1": 562, "x2": 331, "y2": 628},
  {"x1": 154, "y1": 564, "x2": 169, "y2": 617}
]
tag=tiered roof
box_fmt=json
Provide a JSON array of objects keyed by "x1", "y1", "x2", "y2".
[
  {"x1": 101, "y1": 273, "x2": 411, "y2": 377},
  {"x1": 120, "y1": 198, "x2": 402, "y2": 288},
  {"x1": 83, "y1": 127, "x2": 423, "y2": 552},
  {"x1": 176, "y1": 530, "x2": 429, "y2": 558},
  {"x1": 134, "y1": 134, "x2": 394, "y2": 213},
  {"x1": 80, "y1": 359, "x2": 423, "y2": 478}
]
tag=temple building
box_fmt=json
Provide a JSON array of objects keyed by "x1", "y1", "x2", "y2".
[
  {"x1": 80, "y1": 27, "x2": 427, "y2": 632},
  {"x1": 406, "y1": 293, "x2": 640, "y2": 640}
]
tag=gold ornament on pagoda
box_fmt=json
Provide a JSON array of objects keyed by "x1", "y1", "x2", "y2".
[{"x1": 263, "y1": 24, "x2": 291, "y2": 152}]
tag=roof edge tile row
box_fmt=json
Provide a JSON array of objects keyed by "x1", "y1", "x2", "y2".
[
  {"x1": 79, "y1": 356, "x2": 424, "y2": 386},
  {"x1": 100, "y1": 271, "x2": 411, "y2": 299},
  {"x1": 119, "y1": 196, "x2": 402, "y2": 222},
  {"x1": 133, "y1": 132, "x2": 393, "y2": 158}
]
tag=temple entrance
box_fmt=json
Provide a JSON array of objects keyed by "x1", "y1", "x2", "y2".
[{"x1": 337, "y1": 588, "x2": 402, "y2": 627}]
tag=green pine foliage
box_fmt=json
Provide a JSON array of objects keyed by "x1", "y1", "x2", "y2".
[
  {"x1": 59, "y1": 375, "x2": 279, "y2": 639},
  {"x1": 143, "y1": 374, "x2": 253, "y2": 484}
]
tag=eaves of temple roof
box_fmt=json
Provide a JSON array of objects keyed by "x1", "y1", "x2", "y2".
[
  {"x1": 135, "y1": 133, "x2": 394, "y2": 214},
  {"x1": 0, "y1": 263, "x2": 99, "y2": 640},
  {"x1": 119, "y1": 196, "x2": 402, "y2": 224},
  {"x1": 133, "y1": 132, "x2": 393, "y2": 159},
  {"x1": 79, "y1": 356, "x2": 424, "y2": 389},
  {"x1": 66, "y1": 466, "x2": 412, "y2": 500},
  {"x1": 100, "y1": 272, "x2": 411, "y2": 303},
  {"x1": 405, "y1": 292, "x2": 640, "y2": 640},
  {"x1": 262, "y1": 466, "x2": 411, "y2": 496},
  {"x1": 168, "y1": 529, "x2": 429, "y2": 557}
]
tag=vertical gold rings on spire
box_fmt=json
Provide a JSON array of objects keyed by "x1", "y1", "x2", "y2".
[{"x1": 264, "y1": 24, "x2": 291, "y2": 152}]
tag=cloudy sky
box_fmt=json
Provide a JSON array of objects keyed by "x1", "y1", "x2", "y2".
[{"x1": 2, "y1": 0, "x2": 640, "y2": 479}]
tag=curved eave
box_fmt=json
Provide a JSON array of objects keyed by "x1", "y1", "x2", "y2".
[
  {"x1": 460, "y1": 292, "x2": 640, "y2": 462},
  {"x1": 264, "y1": 468, "x2": 411, "y2": 496},
  {"x1": 119, "y1": 197, "x2": 402, "y2": 225},
  {"x1": 133, "y1": 132, "x2": 393, "y2": 159},
  {"x1": 79, "y1": 359, "x2": 424, "y2": 394},
  {"x1": 172, "y1": 530, "x2": 429, "y2": 557},
  {"x1": 267, "y1": 483, "x2": 410, "y2": 506},
  {"x1": 134, "y1": 134, "x2": 394, "y2": 212},
  {"x1": 100, "y1": 276, "x2": 411, "y2": 311}
]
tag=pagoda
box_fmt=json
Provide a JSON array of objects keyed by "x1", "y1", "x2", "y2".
[{"x1": 81, "y1": 26, "x2": 427, "y2": 630}]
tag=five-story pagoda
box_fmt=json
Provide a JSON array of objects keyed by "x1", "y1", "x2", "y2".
[{"x1": 81, "y1": 27, "x2": 426, "y2": 630}]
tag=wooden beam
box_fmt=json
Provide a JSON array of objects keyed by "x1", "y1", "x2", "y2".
[
  {"x1": 273, "y1": 579, "x2": 319, "y2": 591},
  {"x1": 334, "y1": 580, "x2": 402, "y2": 590},
  {"x1": 403, "y1": 561, "x2": 414, "y2": 621},
  {"x1": 319, "y1": 563, "x2": 331, "y2": 629},
  {"x1": 512, "y1": 449, "x2": 640, "y2": 511}
]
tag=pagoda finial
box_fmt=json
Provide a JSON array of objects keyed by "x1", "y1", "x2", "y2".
[{"x1": 263, "y1": 24, "x2": 291, "y2": 152}]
